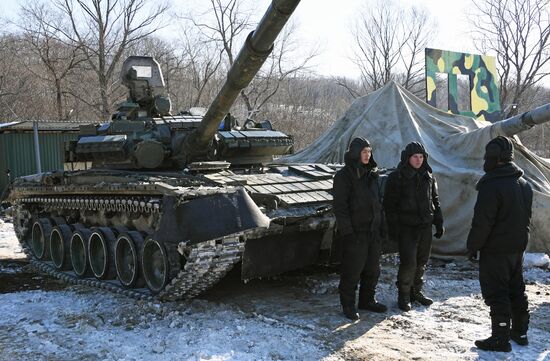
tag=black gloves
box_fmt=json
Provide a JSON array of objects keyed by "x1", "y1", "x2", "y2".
[
  {"x1": 434, "y1": 224, "x2": 445, "y2": 239},
  {"x1": 467, "y1": 250, "x2": 479, "y2": 261}
]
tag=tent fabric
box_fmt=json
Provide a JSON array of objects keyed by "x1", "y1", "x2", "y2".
[{"x1": 281, "y1": 81, "x2": 550, "y2": 255}]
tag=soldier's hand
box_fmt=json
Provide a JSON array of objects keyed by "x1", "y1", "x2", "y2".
[
  {"x1": 434, "y1": 225, "x2": 445, "y2": 239},
  {"x1": 467, "y1": 250, "x2": 479, "y2": 262}
]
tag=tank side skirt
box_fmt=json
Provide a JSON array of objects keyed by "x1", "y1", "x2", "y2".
[
  {"x1": 13, "y1": 196, "x2": 245, "y2": 301},
  {"x1": 12, "y1": 192, "x2": 334, "y2": 301}
]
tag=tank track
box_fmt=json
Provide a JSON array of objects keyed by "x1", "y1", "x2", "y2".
[
  {"x1": 26, "y1": 236, "x2": 243, "y2": 301},
  {"x1": 159, "y1": 236, "x2": 244, "y2": 301},
  {"x1": 12, "y1": 194, "x2": 246, "y2": 301}
]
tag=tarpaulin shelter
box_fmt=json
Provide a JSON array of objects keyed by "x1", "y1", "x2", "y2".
[{"x1": 282, "y1": 81, "x2": 550, "y2": 255}]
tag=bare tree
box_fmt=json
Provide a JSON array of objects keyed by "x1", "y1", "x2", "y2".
[
  {"x1": 190, "y1": 0, "x2": 251, "y2": 65},
  {"x1": 18, "y1": 1, "x2": 86, "y2": 120},
  {"x1": 347, "y1": 0, "x2": 434, "y2": 97},
  {"x1": 179, "y1": 30, "x2": 224, "y2": 108},
  {"x1": 185, "y1": 0, "x2": 250, "y2": 114},
  {"x1": 240, "y1": 22, "x2": 317, "y2": 119},
  {"x1": 45, "y1": 0, "x2": 170, "y2": 118},
  {"x1": 517, "y1": 85, "x2": 550, "y2": 156},
  {"x1": 186, "y1": 0, "x2": 316, "y2": 119},
  {"x1": 471, "y1": 0, "x2": 550, "y2": 117},
  {"x1": 261, "y1": 74, "x2": 353, "y2": 150},
  {"x1": 0, "y1": 35, "x2": 32, "y2": 120}
]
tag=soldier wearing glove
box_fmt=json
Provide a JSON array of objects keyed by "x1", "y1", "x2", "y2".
[
  {"x1": 333, "y1": 137, "x2": 387, "y2": 321},
  {"x1": 383, "y1": 142, "x2": 444, "y2": 312}
]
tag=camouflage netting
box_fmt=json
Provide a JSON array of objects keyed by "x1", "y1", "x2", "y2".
[{"x1": 282, "y1": 81, "x2": 550, "y2": 256}]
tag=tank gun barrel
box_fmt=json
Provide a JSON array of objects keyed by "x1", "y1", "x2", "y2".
[
  {"x1": 179, "y1": 0, "x2": 301, "y2": 162},
  {"x1": 496, "y1": 103, "x2": 550, "y2": 137}
]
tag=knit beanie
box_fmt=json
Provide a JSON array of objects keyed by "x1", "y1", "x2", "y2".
[
  {"x1": 484, "y1": 136, "x2": 514, "y2": 172},
  {"x1": 344, "y1": 137, "x2": 377, "y2": 169}
]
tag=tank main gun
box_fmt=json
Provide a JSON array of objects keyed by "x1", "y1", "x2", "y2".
[
  {"x1": 493, "y1": 103, "x2": 550, "y2": 137},
  {"x1": 178, "y1": 0, "x2": 301, "y2": 163}
]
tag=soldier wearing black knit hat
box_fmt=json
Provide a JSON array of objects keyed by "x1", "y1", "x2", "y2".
[
  {"x1": 333, "y1": 137, "x2": 387, "y2": 321},
  {"x1": 383, "y1": 142, "x2": 444, "y2": 312},
  {"x1": 467, "y1": 136, "x2": 533, "y2": 352}
]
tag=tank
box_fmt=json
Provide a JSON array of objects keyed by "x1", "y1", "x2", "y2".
[{"x1": 3, "y1": 0, "x2": 338, "y2": 301}]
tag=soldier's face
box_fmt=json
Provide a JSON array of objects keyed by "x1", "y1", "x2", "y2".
[
  {"x1": 409, "y1": 153, "x2": 424, "y2": 169},
  {"x1": 360, "y1": 147, "x2": 372, "y2": 164}
]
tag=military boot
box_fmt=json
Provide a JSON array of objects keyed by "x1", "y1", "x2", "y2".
[
  {"x1": 397, "y1": 291, "x2": 411, "y2": 312},
  {"x1": 358, "y1": 293, "x2": 387, "y2": 313},
  {"x1": 339, "y1": 292, "x2": 359, "y2": 321},
  {"x1": 475, "y1": 316, "x2": 512, "y2": 352},
  {"x1": 342, "y1": 305, "x2": 360, "y2": 321},
  {"x1": 511, "y1": 312, "x2": 529, "y2": 346},
  {"x1": 411, "y1": 286, "x2": 433, "y2": 306}
]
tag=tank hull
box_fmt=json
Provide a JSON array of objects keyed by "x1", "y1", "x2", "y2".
[{"x1": 6, "y1": 164, "x2": 336, "y2": 300}]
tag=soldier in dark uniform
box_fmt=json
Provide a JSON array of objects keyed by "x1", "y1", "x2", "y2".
[
  {"x1": 383, "y1": 142, "x2": 444, "y2": 312},
  {"x1": 333, "y1": 137, "x2": 387, "y2": 321},
  {"x1": 467, "y1": 136, "x2": 532, "y2": 352}
]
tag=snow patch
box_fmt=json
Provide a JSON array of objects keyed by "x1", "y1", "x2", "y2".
[
  {"x1": 524, "y1": 253, "x2": 550, "y2": 269},
  {"x1": 0, "y1": 290, "x2": 331, "y2": 361},
  {"x1": 0, "y1": 219, "x2": 24, "y2": 259}
]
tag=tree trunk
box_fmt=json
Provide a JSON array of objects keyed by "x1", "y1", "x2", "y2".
[{"x1": 55, "y1": 78, "x2": 63, "y2": 120}]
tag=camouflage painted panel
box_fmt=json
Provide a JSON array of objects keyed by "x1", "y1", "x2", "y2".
[{"x1": 425, "y1": 48, "x2": 501, "y2": 123}]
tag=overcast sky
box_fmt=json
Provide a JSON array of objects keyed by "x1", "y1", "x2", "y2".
[{"x1": 1, "y1": 0, "x2": 475, "y2": 79}]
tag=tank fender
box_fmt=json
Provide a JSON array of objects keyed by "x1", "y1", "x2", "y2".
[{"x1": 154, "y1": 188, "x2": 269, "y2": 245}]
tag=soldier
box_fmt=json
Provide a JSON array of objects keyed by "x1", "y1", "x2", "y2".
[
  {"x1": 383, "y1": 142, "x2": 444, "y2": 312},
  {"x1": 333, "y1": 137, "x2": 387, "y2": 321},
  {"x1": 467, "y1": 136, "x2": 532, "y2": 352}
]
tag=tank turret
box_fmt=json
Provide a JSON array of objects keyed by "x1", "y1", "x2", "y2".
[{"x1": 65, "y1": 0, "x2": 300, "y2": 169}]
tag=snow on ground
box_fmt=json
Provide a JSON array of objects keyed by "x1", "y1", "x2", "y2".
[
  {"x1": 0, "y1": 218, "x2": 24, "y2": 260},
  {"x1": 0, "y1": 290, "x2": 331, "y2": 361},
  {"x1": 0, "y1": 220, "x2": 549, "y2": 361}
]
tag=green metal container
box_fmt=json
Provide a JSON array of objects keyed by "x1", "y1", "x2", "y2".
[{"x1": 0, "y1": 132, "x2": 77, "y2": 195}]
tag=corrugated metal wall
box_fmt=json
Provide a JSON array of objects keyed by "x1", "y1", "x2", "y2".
[{"x1": 0, "y1": 132, "x2": 77, "y2": 196}]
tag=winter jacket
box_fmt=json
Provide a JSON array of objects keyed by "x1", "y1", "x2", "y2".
[
  {"x1": 467, "y1": 162, "x2": 533, "y2": 254},
  {"x1": 383, "y1": 142, "x2": 443, "y2": 237},
  {"x1": 332, "y1": 138, "x2": 385, "y2": 239}
]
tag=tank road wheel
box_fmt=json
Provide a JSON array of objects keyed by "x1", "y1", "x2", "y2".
[
  {"x1": 31, "y1": 219, "x2": 53, "y2": 260},
  {"x1": 88, "y1": 227, "x2": 117, "y2": 280},
  {"x1": 142, "y1": 238, "x2": 175, "y2": 294},
  {"x1": 115, "y1": 231, "x2": 144, "y2": 288},
  {"x1": 70, "y1": 229, "x2": 93, "y2": 277},
  {"x1": 49, "y1": 224, "x2": 73, "y2": 270}
]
